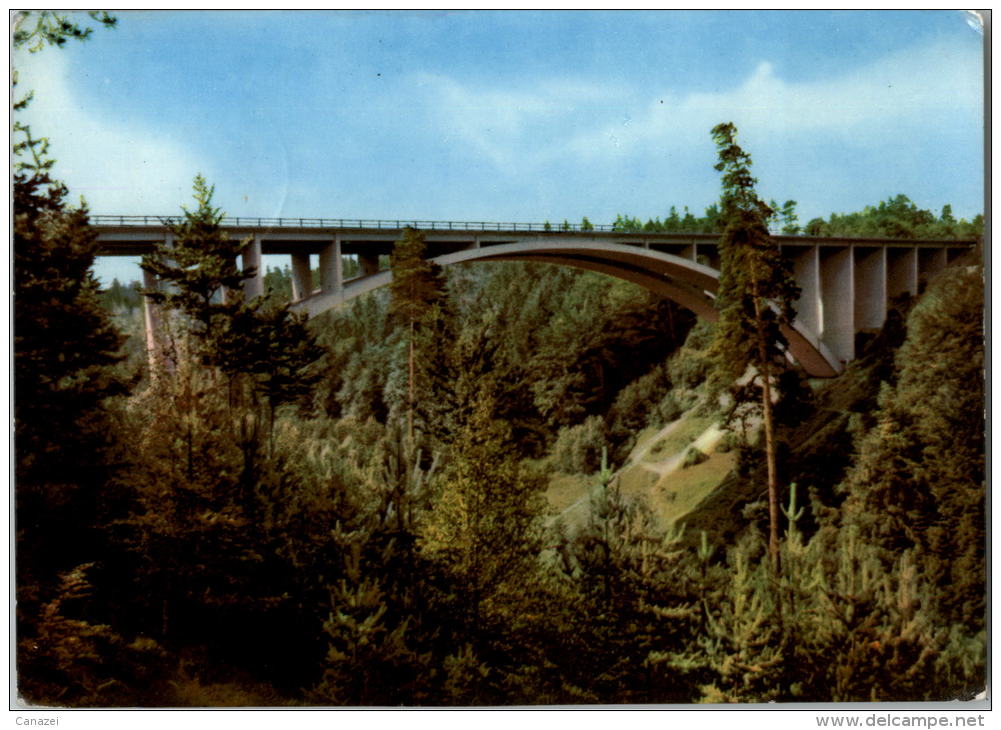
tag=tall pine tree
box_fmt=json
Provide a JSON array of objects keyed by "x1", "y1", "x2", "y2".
[
  {"x1": 387, "y1": 228, "x2": 450, "y2": 443},
  {"x1": 706, "y1": 122, "x2": 800, "y2": 567}
]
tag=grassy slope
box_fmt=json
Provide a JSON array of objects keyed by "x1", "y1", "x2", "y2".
[
  {"x1": 675, "y1": 312, "x2": 906, "y2": 548},
  {"x1": 543, "y1": 303, "x2": 907, "y2": 545},
  {"x1": 544, "y1": 410, "x2": 733, "y2": 533}
]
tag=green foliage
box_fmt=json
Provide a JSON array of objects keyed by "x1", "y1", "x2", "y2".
[
  {"x1": 778, "y1": 200, "x2": 800, "y2": 234},
  {"x1": 420, "y1": 386, "x2": 546, "y2": 628},
  {"x1": 389, "y1": 228, "x2": 448, "y2": 326},
  {"x1": 553, "y1": 461, "x2": 704, "y2": 703},
  {"x1": 13, "y1": 10, "x2": 116, "y2": 53},
  {"x1": 612, "y1": 204, "x2": 723, "y2": 234},
  {"x1": 16, "y1": 71, "x2": 985, "y2": 703},
  {"x1": 805, "y1": 194, "x2": 982, "y2": 240},
  {"x1": 234, "y1": 300, "x2": 326, "y2": 415},
  {"x1": 715, "y1": 431, "x2": 740, "y2": 453},
  {"x1": 707, "y1": 121, "x2": 800, "y2": 564},
  {"x1": 14, "y1": 23, "x2": 132, "y2": 694},
  {"x1": 17, "y1": 563, "x2": 166, "y2": 707},
  {"x1": 143, "y1": 177, "x2": 324, "y2": 417},
  {"x1": 605, "y1": 360, "x2": 677, "y2": 461},
  {"x1": 668, "y1": 483, "x2": 983, "y2": 703},
  {"x1": 707, "y1": 123, "x2": 799, "y2": 396},
  {"x1": 141, "y1": 176, "x2": 251, "y2": 367},
  {"x1": 14, "y1": 182, "x2": 129, "y2": 493},
  {"x1": 546, "y1": 415, "x2": 606, "y2": 474},
  {"x1": 387, "y1": 228, "x2": 452, "y2": 442},
  {"x1": 315, "y1": 537, "x2": 421, "y2": 705},
  {"x1": 839, "y1": 263, "x2": 985, "y2": 636},
  {"x1": 99, "y1": 278, "x2": 143, "y2": 311}
]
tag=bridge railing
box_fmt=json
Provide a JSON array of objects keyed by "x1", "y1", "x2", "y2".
[
  {"x1": 90, "y1": 214, "x2": 621, "y2": 233},
  {"x1": 89, "y1": 216, "x2": 981, "y2": 249}
]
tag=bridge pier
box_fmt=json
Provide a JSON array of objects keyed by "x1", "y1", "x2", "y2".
[
  {"x1": 319, "y1": 235, "x2": 343, "y2": 297},
  {"x1": 243, "y1": 233, "x2": 264, "y2": 300},
  {"x1": 791, "y1": 246, "x2": 822, "y2": 339},
  {"x1": 854, "y1": 247, "x2": 886, "y2": 331},
  {"x1": 139, "y1": 231, "x2": 174, "y2": 362},
  {"x1": 820, "y1": 246, "x2": 855, "y2": 365},
  {"x1": 142, "y1": 269, "x2": 161, "y2": 358},
  {"x1": 359, "y1": 253, "x2": 380, "y2": 277},
  {"x1": 919, "y1": 248, "x2": 948, "y2": 286},
  {"x1": 887, "y1": 247, "x2": 919, "y2": 299},
  {"x1": 290, "y1": 252, "x2": 312, "y2": 302}
]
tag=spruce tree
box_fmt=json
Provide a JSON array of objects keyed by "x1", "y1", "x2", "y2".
[
  {"x1": 14, "y1": 11, "x2": 130, "y2": 704},
  {"x1": 706, "y1": 122, "x2": 800, "y2": 568},
  {"x1": 141, "y1": 175, "x2": 251, "y2": 368}
]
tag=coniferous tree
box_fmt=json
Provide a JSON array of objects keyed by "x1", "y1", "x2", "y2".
[
  {"x1": 141, "y1": 175, "x2": 251, "y2": 369},
  {"x1": 839, "y1": 263, "x2": 985, "y2": 635},
  {"x1": 14, "y1": 11, "x2": 133, "y2": 705},
  {"x1": 419, "y1": 382, "x2": 546, "y2": 674},
  {"x1": 387, "y1": 228, "x2": 450, "y2": 442},
  {"x1": 706, "y1": 122, "x2": 800, "y2": 568}
]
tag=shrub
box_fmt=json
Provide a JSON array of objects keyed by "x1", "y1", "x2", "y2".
[
  {"x1": 683, "y1": 448, "x2": 708, "y2": 469},
  {"x1": 547, "y1": 416, "x2": 606, "y2": 474},
  {"x1": 715, "y1": 431, "x2": 741, "y2": 453},
  {"x1": 650, "y1": 391, "x2": 687, "y2": 426}
]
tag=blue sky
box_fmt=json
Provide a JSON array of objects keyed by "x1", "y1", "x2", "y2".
[{"x1": 13, "y1": 10, "x2": 984, "y2": 284}]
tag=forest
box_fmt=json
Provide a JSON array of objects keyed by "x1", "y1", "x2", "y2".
[{"x1": 14, "y1": 13, "x2": 985, "y2": 707}]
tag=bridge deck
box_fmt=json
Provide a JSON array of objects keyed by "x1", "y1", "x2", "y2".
[
  {"x1": 92, "y1": 216, "x2": 977, "y2": 257},
  {"x1": 114, "y1": 215, "x2": 978, "y2": 377}
]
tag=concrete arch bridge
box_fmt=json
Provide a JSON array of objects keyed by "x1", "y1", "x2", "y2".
[{"x1": 93, "y1": 216, "x2": 977, "y2": 378}]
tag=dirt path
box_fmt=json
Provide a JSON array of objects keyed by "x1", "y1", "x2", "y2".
[
  {"x1": 624, "y1": 417, "x2": 686, "y2": 472},
  {"x1": 550, "y1": 415, "x2": 717, "y2": 526}
]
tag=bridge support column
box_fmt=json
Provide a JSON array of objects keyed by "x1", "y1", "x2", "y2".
[
  {"x1": 918, "y1": 248, "x2": 948, "y2": 288},
  {"x1": 142, "y1": 269, "x2": 161, "y2": 359},
  {"x1": 359, "y1": 253, "x2": 380, "y2": 277},
  {"x1": 887, "y1": 247, "x2": 918, "y2": 300},
  {"x1": 161, "y1": 232, "x2": 176, "y2": 294},
  {"x1": 243, "y1": 233, "x2": 264, "y2": 301},
  {"x1": 820, "y1": 246, "x2": 854, "y2": 366},
  {"x1": 291, "y1": 252, "x2": 312, "y2": 302},
  {"x1": 854, "y1": 247, "x2": 886, "y2": 330},
  {"x1": 946, "y1": 246, "x2": 968, "y2": 264},
  {"x1": 791, "y1": 245, "x2": 821, "y2": 338},
  {"x1": 319, "y1": 235, "x2": 343, "y2": 297},
  {"x1": 696, "y1": 243, "x2": 720, "y2": 269}
]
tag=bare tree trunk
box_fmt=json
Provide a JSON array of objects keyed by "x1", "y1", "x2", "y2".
[
  {"x1": 754, "y1": 299, "x2": 780, "y2": 571},
  {"x1": 408, "y1": 319, "x2": 415, "y2": 444}
]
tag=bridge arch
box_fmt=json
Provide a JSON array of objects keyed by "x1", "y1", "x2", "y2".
[{"x1": 292, "y1": 240, "x2": 841, "y2": 377}]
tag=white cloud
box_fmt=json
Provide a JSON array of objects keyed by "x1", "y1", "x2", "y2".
[
  {"x1": 14, "y1": 49, "x2": 205, "y2": 214},
  {"x1": 413, "y1": 71, "x2": 627, "y2": 171},
  {"x1": 583, "y1": 39, "x2": 980, "y2": 160},
  {"x1": 415, "y1": 38, "x2": 981, "y2": 172}
]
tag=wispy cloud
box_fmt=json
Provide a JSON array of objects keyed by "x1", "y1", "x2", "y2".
[
  {"x1": 14, "y1": 50, "x2": 205, "y2": 214},
  {"x1": 415, "y1": 38, "x2": 980, "y2": 173},
  {"x1": 413, "y1": 71, "x2": 629, "y2": 171},
  {"x1": 587, "y1": 38, "x2": 979, "y2": 155}
]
